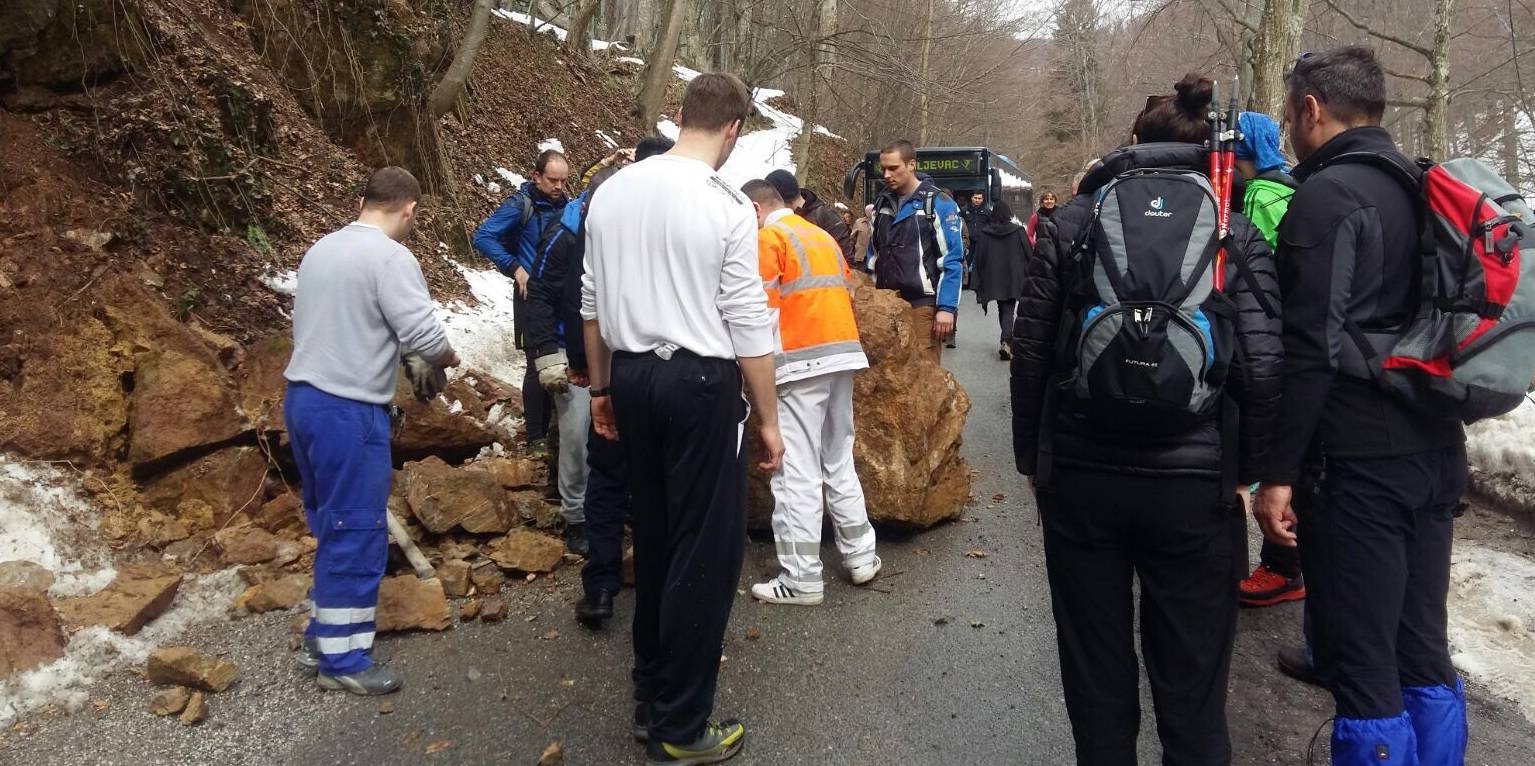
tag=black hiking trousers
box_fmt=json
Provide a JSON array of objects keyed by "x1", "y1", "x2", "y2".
[
  {"x1": 581, "y1": 425, "x2": 629, "y2": 598},
  {"x1": 1295, "y1": 445, "x2": 1465, "y2": 719},
  {"x1": 611, "y1": 349, "x2": 747, "y2": 745},
  {"x1": 1042, "y1": 467, "x2": 1244, "y2": 766}
]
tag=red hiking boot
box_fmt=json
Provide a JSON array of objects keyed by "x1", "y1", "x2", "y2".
[{"x1": 1239, "y1": 564, "x2": 1305, "y2": 607}]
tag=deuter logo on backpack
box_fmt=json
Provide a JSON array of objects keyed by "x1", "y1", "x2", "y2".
[
  {"x1": 1331, "y1": 153, "x2": 1535, "y2": 424},
  {"x1": 1065, "y1": 169, "x2": 1234, "y2": 435},
  {"x1": 1144, "y1": 196, "x2": 1173, "y2": 218}
]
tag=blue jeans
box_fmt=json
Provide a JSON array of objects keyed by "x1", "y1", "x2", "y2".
[{"x1": 285, "y1": 382, "x2": 393, "y2": 676}]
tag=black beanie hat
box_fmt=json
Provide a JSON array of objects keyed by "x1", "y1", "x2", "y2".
[{"x1": 765, "y1": 169, "x2": 800, "y2": 205}]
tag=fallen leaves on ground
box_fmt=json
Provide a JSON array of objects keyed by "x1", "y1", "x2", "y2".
[
  {"x1": 425, "y1": 740, "x2": 453, "y2": 755},
  {"x1": 745, "y1": 626, "x2": 762, "y2": 641}
]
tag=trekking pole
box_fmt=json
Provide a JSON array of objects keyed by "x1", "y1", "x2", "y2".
[{"x1": 1208, "y1": 81, "x2": 1228, "y2": 291}]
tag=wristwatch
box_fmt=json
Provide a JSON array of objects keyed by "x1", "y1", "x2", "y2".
[{"x1": 590, "y1": 387, "x2": 611, "y2": 398}]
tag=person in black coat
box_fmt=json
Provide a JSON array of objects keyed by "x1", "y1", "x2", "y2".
[
  {"x1": 1009, "y1": 74, "x2": 1284, "y2": 765},
  {"x1": 968, "y1": 200, "x2": 1032, "y2": 360}
]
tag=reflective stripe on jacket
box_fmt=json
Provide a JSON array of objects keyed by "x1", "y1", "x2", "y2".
[{"x1": 759, "y1": 211, "x2": 868, "y2": 385}]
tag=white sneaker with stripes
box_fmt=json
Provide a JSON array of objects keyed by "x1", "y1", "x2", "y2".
[
  {"x1": 849, "y1": 555, "x2": 883, "y2": 586},
  {"x1": 750, "y1": 576, "x2": 824, "y2": 606}
]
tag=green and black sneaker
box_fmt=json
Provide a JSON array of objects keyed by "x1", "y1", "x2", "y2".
[{"x1": 645, "y1": 719, "x2": 745, "y2": 765}]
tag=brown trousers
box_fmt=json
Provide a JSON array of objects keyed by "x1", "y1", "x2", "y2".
[{"x1": 909, "y1": 305, "x2": 942, "y2": 364}]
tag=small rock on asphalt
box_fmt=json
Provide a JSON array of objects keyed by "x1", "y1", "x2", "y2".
[
  {"x1": 149, "y1": 686, "x2": 193, "y2": 717},
  {"x1": 147, "y1": 647, "x2": 241, "y2": 693},
  {"x1": 179, "y1": 692, "x2": 208, "y2": 726},
  {"x1": 480, "y1": 598, "x2": 508, "y2": 623},
  {"x1": 538, "y1": 741, "x2": 564, "y2": 766}
]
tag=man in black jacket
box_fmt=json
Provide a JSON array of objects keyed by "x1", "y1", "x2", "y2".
[
  {"x1": 1254, "y1": 47, "x2": 1468, "y2": 765},
  {"x1": 527, "y1": 136, "x2": 674, "y2": 627},
  {"x1": 764, "y1": 169, "x2": 856, "y2": 260}
]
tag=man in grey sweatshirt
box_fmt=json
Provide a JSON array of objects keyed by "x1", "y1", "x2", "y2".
[{"x1": 283, "y1": 167, "x2": 458, "y2": 696}]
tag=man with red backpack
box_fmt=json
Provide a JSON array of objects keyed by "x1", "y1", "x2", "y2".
[{"x1": 1256, "y1": 47, "x2": 1471, "y2": 765}]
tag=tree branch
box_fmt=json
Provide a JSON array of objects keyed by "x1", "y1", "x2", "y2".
[{"x1": 1319, "y1": 0, "x2": 1433, "y2": 58}]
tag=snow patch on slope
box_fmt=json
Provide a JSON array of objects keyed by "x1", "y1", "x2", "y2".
[
  {"x1": 440, "y1": 262, "x2": 524, "y2": 388},
  {"x1": 1448, "y1": 542, "x2": 1535, "y2": 724},
  {"x1": 0, "y1": 458, "x2": 117, "y2": 599},
  {"x1": 1466, "y1": 398, "x2": 1535, "y2": 477}
]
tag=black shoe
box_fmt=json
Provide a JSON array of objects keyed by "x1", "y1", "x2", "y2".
[
  {"x1": 564, "y1": 522, "x2": 590, "y2": 557},
  {"x1": 944, "y1": 338, "x2": 958, "y2": 349},
  {"x1": 575, "y1": 589, "x2": 613, "y2": 630},
  {"x1": 1277, "y1": 645, "x2": 1325, "y2": 688},
  {"x1": 633, "y1": 701, "x2": 652, "y2": 742},
  {"x1": 998, "y1": 342, "x2": 1012, "y2": 361}
]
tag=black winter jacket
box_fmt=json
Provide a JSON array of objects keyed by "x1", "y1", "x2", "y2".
[
  {"x1": 1009, "y1": 142, "x2": 1284, "y2": 483},
  {"x1": 1262, "y1": 127, "x2": 1463, "y2": 484},
  {"x1": 799, "y1": 189, "x2": 856, "y2": 262},
  {"x1": 970, "y1": 221, "x2": 1031, "y2": 306},
  {"x1": 525, "y1": 201, "x2": 587, "y2": 373}
]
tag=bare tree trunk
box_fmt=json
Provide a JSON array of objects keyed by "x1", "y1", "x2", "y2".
[
  {"x1": 568, "y1": 0, "x2": 601, "y2": 53},
  {"x1": 427, "y1": 0, "x2": 496, "y2": 117},
  {"x1": 916, "y1": 0, "x2": 935, "y2": 145},
  {"x1": 635, "y1": 0, "x2": 688, "y2": 129},
  {"x1": 1249, "y1": 0, "x2": 1310, "y2": 116},
  {"x1": 1504, "y1": 100, "x2": 1522, "y2": 188},
  {"x1": 794, "y1": 0, "x2": 837, "y2": 183},
  {"x1": 1422, "y1": 0, "x2": 1457, "y2": 159}
]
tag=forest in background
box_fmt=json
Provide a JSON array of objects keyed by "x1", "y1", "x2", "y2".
[{"x1": 532, "y1": 0, "x2": 1535, "y2": 198}]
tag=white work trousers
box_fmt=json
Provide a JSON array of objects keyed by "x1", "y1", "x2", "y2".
[
  {"x1": 549, "y1": 383, "x2": 590, "y2": 524},
  {"x1": 769, "y1": 370, "x2": 877, "y2": 592}
]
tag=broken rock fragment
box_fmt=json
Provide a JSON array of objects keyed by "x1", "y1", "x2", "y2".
[
  {"x1": 234, "y1": 574, "x2": 310, "y2": 614},
  {"x1": 480, "y1": 598, "x2": 508, "y2": 623},
  {"x1": 375, "y1": 576, "x2": 451, "y2": 632},
  {"x1": 52, "y1": 565, "x2": 183, "y2": 636},
  {"x1": 401, "y1": 457, "x2": 517, "y2": 534},
  {"x1": 437, "y1": 560, "x2": 472, "y2": 598},
  {"x1": 146, "y1": 647, "x2": 241, "y2": 692},
  {"x1": 0, "y1": 585, "x2": 67, "y2": 675},
  {"x1": 486, "y1": 529, "x2": 564, "y2": 574},
  {"x1": 180, "y1": 692, "x2": 208, "y2": 726},
  {"x1": 149, "y1": 686, "x2": 193, "y2": 717},
  {"x1": 215, "y1": 526, "x2": 279, "y2": 565}
]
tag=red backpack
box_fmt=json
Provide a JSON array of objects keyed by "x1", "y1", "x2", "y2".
[{"x1": 1334, "y1": 153, "x2": 1535, "y2": 424}]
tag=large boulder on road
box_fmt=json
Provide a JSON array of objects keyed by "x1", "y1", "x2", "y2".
[{"x1": 747, "y1": 277, "x2": 971, "y2": 531}]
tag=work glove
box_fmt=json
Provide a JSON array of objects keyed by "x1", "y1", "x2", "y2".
[
  {"x1": 535, "y1": 350, "x2": 570, "y2": 394},
  {"x1": 402, "y1": 352, "x2": 447, "y2": 402}
]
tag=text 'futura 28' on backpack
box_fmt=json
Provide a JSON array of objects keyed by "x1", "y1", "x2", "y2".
[
  {"x1": 1332, "y1": 153, "x2": 1535, "y2": 424},
  {"x1": 1057, "y1": 168, "x2": 1256, "y2": 436}
]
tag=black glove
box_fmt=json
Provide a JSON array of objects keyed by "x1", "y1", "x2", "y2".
[{"x1": 401, "y1": 352, "x2": 447, "y2": 402}]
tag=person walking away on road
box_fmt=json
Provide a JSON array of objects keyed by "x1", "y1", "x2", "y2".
[
  {"x1": 1254, "y1": 47, "x2": 1470, "y2": 766},
  {"x1": 739, "y1": 179, "x2": 881, "y2": 607},
  {"x1": 580, "y1": 73, "x2": 784, "y2": 765},
  {"x1": 765, "y1": 169, "x2": 857, "y2": 262},
  {"x1": 472, "y1": 150, "x2": 570, "y2": 463},
  {"x1": 1224, "y1": 111, "x2": 1306, "y2": 612},
  {"x1": 284, "y1": 167, "x2": 459, "y2": 696},
  {"x1": 525, "y1": 135, "x2": 674, "y2": 630},
  {"x1": 866, "y1": 139, "x2": 966, "y2": 362},
  {"x1": 1011, "y1": 74, "x2": 1284, "y2": 765},
  {"x1": 968, "y1": 199, "x2": 1032, "y2": 362},
  {"x1": 959, "y1": 190, "x2": 989, "y2": 253}
]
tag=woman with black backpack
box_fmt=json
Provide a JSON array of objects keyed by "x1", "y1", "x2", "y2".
[
  {"x1": 968, "y1": 200, "x2": 1032, "y2": 360},
  {"x1": 1010, "y1": 74, "x2": 1285, "y2": 765}
]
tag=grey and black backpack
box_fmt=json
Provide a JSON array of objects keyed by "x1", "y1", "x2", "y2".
[{"x1": 1058, "y1": 168, "x2": 1242, "y2": 435}]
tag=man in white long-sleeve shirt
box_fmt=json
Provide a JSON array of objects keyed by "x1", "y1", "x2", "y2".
[
  {"x1": 284, "y1": 167, "x2": 458, "y2": 696},
  {"x1": 581, "y1": 73, "x2": 784, "y2": 765}
]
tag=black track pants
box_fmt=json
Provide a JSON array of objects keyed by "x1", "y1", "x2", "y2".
[
  {"x1": 612, "y1": 350, "x2": 747, "y2": 744},
  {"x1": 1042, "y1": 468, "x2": 1243, "y2": 766},
  {"x1": 996, "y1": 299, "x2": 1018, "y2": 342},
  {"x1": 582, "y1": 426, "x2": 629, "y2": 598},
  {"x1": 1295, "y1": 445, "x2": 1465, "y2": 720}
]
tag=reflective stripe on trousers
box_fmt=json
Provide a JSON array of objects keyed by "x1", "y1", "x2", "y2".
[{"x1": 768, "y1": 370, "x2": 877, "y2": 591}]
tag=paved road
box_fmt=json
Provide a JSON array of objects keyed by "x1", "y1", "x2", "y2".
[{"x1": 5, "y1": 299, "x2": 1534, "y2": 765}]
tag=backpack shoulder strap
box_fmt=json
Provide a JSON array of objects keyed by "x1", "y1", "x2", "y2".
[{"x1": 518, "y1": 190, "x2": 536, "y2": 231}]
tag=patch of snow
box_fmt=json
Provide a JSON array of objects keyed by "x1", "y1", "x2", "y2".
[
  {"x1": 0, "y1": 458, "x2": 117, "y2": 599},
  {"x1": 672, "y1": 64, "x2": 703, "y2": 82},
  {"x1": 1448, "y1": 542, "x2": 1535, "y2": 724},
  {"x1": 438, "y1": 261, "x2": 525, "y2": 388},
  {"x1": 1467, "y1": 398, "x2": 1535, "y2": 477},
  {"x1": 491, "y1": 9, "x2": 620, "y2": 52},
  {"x1": 595, "y1": 130, "x2": 619, "y2": 149},
  {"x1": 495, "y1": 167, "x2": 527, "y2": 187},
  {"x1": 473, "y1": 173, "x2": 485, "y2": 185},
  {"x1": 656, "y1": 119, "x2": 680, "y2": 141},
  {"x1": 0, "y1": 569, "x2": 244, "y2": 723},
  {"x1": 997, "y1": 167, "x2": 1033, "y2": 191},
  {"x1": 538, "y1": 138, "x2": 565, "y2": 154},
  {"x1": 259, "y1": 269, "x2": 298, "y2": 297},
  {"x1": 814, "y1": 125, "x2": 842, "y2": 139},
  {"x1": 486, "y1": 181, "x2": 503, "y2": 195},
  {"x1": 617, "y1": 56, "x2": 645, "y2": 66},
  {"x1": 754, "y1": 87, "x2": 786, "y2": 99}
]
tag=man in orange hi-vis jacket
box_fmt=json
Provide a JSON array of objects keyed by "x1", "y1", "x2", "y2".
[{"x1": 740, "y1": 178, "x2": 881, "y2": 606}]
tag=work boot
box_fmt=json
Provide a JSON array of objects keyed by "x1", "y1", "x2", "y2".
[
  {"x1": 564, "y1": 522, "x2": 590, "y2": 557},
  {"x1": 633, "y1": 701, "x2": 653, "y2": 742},
  {"x1": 1277, "y1": 645, "x2": 1325, "y2": 688},
  {"x1": 316, "y1": 665, "x2": 403, "y2": 696},
  {"x1": 849, "y1": 555, "x2": 883, "y2": 586},
  {"x1": 645, "y1": 719, "x2": 746, "y2": 765},
  {"x1": 295, "y1": 636, "x2": 321, "y2": 674},
  {"x1": 575, "y1": 590, "x2": 613, "y2": 630},
  {"x1": 750, "y1": 575, "x2": 823, "y2": 606},
  {"x1": 944, "y1": 337, "x2": 958, "y2": 349},
  {"x1": 998, "y1": 342, "x2": 1012, "y2": 361},
  {"x1": 1239, "y1": 564, "x2": 1305, "y2": 607},
  {"x1": 526, "y1": 438, "x2": 551, "y2": 460}
]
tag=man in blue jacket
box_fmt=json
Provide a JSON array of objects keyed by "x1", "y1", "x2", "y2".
[
  {"x1": 472, "y1": 150, "x2": 570, "y2": 456},
  {"x1": 866, "y1": 140, "x2": 966, "y2": 361}
]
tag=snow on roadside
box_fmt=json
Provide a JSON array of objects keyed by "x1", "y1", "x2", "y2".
[
  {"x1": 495, "y1": 167, "x2": 527, "y2": 187},
  {"x1": 1449, "y1": 542, "x2": 1535, "y2": 724},
  {"x1": 438, "y1": 261, "x2": 523, "y2": 388},
  {"x1": 491, "y1": 8, "x2": 623, "y2": 52},
  {"x1": 0, "y1": 570, "x2": 244, "y2": 723},
  {"x1": 538, "y1": 138, "x2": 565, "y2": 154},
  {"x1": 1467, "y1": 398, "x2": 1535, "y2": 477},
  {"x1": 0, "y1": 458, "x2": 117, "y2": 598}
]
